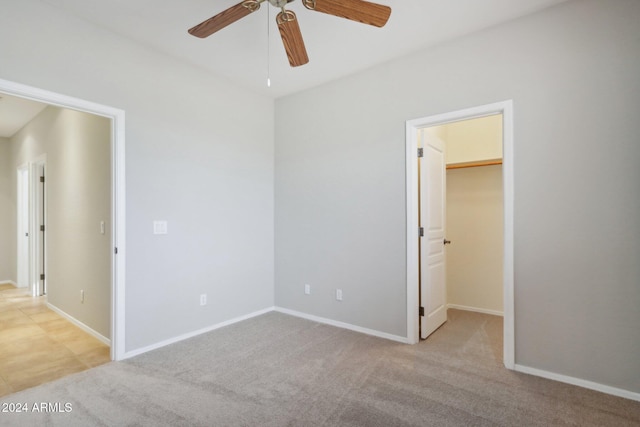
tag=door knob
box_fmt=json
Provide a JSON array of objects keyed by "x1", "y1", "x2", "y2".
[{"x1": 444, "y1": 239, "x2": 451, "y2": 245}]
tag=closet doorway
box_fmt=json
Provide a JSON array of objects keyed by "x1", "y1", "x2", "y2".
[
  {"x1": 406, "y1": 100, "x2": 514, "y2": 369},
  {"x1": 416, "y1": 115, "x2": 504, "y2": 340},
  {"x1": 436, "y1": 114, "x2": 504, "y2": 318}
]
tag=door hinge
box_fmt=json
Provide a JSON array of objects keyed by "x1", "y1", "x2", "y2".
[
  {"x1": 417, "y1": 148, "x2": 424, "y2": 158},
  {"x1": 419, "y1": 227, "x2": 424, "y2": 237},
  {"x1": 40, "y1": 225, "x2": 45, "y2": 232},
  {"x1": 419, "y1": 306, "x2": 425, "y2": 316},
  {"x1": 40, "y1": 274, "x2": 45, "y2": 281},
  {"x1": 40, "y1": 176, "x2": 45, "y2": 183},
  {"x1": 114, "y1": 247, "x2": 118, "y2": 255}
]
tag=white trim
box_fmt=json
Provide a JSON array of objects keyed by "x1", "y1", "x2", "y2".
[
  {"x1": 405, "y1": 100, "x2": 515, "y2": 369},
  {"x1": 47, "y1": 302, "x2": 110, "y2": 346},
  {"x1": 447, "y1": 304, "x2": 503, "y2": 317},
  {"x1": 405, "y1": 121, "x2": 420, "y2": 345},
  {"x1": 0, "y1": 77, "x2": 126, "y2": 361},
  {"x1": 124, "y1": 306, "x2": 409, "y2": 360},
  {"x1": 110, "y1": 96, "x2": 127, "y2": 362},
  {"x1": 514, "y1": 364, "x2": 640, "y2": 403},
  {"x1": 0, "y1": 280, "x2": 18, "y2": 287},
  {"x1": 275, "y1": 307, "x2": 410, "y2": 344},
  {"x1": 122, "y1": 307, "x2": 275, "y2": 360},
  {"x1": 29, "y1": 155, "x2": 47, "y2": 297},
  {"x1": 502, "y1": 103, "x2": 515, "y2": 369}
]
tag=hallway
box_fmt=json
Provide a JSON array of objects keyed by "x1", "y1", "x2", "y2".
[{"x1": 0, "y1": 283, "x2": 110, "y2": 397}]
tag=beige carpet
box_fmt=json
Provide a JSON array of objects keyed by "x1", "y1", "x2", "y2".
[{"x1": 0, "y1": 310, "x2": 638, "y2": 426}]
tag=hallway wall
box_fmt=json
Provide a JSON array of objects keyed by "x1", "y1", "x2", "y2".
[{"x1": 10, "y1": 106, "x2": 111, "y2": 337}]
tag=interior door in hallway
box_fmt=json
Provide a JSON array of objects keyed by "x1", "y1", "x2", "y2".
[
  {"x1": 17, "y1": 165, "x2": 30, "y2": 288},
  {"x1": 419, "y1": 130, "x2": 447, "y2": 339}
]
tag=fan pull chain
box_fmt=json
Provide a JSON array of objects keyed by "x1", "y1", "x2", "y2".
[{"x1": 267, "y1": 5, "x2": 271, "y2": 87}]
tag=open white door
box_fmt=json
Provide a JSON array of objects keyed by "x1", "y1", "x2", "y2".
[
  {"x1": 419, "y1": 129, "x2": 448, "y2": 339},
  {"x1": 16, "y1": 166, "x2": 30, "y2": 289}
]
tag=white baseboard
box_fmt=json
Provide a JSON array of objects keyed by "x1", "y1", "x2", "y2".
[
  {"x1": 98, "y1": 302, "x2": 640, "y2": 403},
  {"x1": 0, "y1": 280, "x2": 18, "y2": 287},
  {"x1": 122, "y1": 307, "x2": 275, "y2": 360},
  {"x1": 46, "y1": 302, "x2": 111, "y2": 346},
  {"x1": 447, "y1": 303, "x2": 503, "y2": 317},
  {"x1": 514, "y1": 364, "x2": 640, "y2": 402},
  {"x1": 274, "y1": 306, "x2": 409, "y2": 344},
  {"x1": 123, "y1": 307, "x2": 408, "y2": 361}
]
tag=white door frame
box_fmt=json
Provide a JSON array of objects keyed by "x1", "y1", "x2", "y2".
[
  {"x1": 0, "y1": 77, "x2": 127, "y2": 361},
  {"x1": 406, "y1": 100, "x2": 515, "y2": 369},
  {"x1": 29, "y1": 155, "x2": 47, "y2": 296}
]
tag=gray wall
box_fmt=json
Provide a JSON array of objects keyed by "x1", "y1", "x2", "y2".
[
  {"x1": 275, "y1": 0, "x2": 640, "y2": 394},
  {"x1": 0, "y1": 137, "x2": 13, "y2": 282},
  {"x1": 0, "y1": 0, "x2": 275, "y2": 351},
  {"x1": 11, "y1": 107, "x2": 111, "y2": 337}
]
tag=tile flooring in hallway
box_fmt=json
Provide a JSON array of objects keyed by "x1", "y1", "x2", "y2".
[{"x1": 0, "y1": 283, "x2": 111, "y2": 398}]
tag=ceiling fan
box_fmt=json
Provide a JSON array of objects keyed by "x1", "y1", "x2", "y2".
[{"x1": 188, "y1": 0, "x2": 392, "y2": 67}]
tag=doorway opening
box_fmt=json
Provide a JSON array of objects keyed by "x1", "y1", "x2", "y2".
[
  {"x1": 16, "y1": 157, "x2": 47, "y2": 297},
  {"x1": 406, "y1": 100, "x2": 514, "y2": 369},
  {"x1": 0, "y1": 78, "x2": 126, "y2": 361}
]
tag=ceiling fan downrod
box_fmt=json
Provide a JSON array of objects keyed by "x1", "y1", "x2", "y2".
[{"x1": 267, "y1": 0, "x2": 293, "y2": 7}]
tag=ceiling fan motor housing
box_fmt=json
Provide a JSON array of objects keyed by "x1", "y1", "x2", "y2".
[{"x1": 268, "y1": 0, "x2": 290, "y2": 7}]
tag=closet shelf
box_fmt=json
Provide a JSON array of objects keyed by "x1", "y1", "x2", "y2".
[{"x1": 446, "y1": 158, "x2": 502, "y2": 170}]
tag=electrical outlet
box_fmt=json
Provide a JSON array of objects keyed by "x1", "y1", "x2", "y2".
[
  {"x1": 304, "y1": 284, "x2": 311, "y2": 295},
  {"x1": 153, "y1": 220, "x2": 168, "y2": 235},
  {"x1": 80, "y1": 289, "x2": 85, "y2": 303},
  {"x1": 336, "y1": 289, "x2": 343, "y2": 301},
  {"x1": 200, "y1": 294, "x2": 207, "y2": 306}
]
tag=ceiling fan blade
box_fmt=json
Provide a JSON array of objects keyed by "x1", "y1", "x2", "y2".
[
  {"x1": 277, "y1": 11, "x2": 309, "y2": 67},
  {"x1": 188, "y1": 1, "x2": 259, "y2": 38},
  {"x1": 302, "y1": 0, "x2": 391, "y2": 28}
]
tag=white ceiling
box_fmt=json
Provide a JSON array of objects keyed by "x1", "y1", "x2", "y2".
[
  {"x1": 39, "y1": 0, "x2": 568, "y2": 99},
  {"x1": 2, "y1": 0, "x2": 568, "y2": 134}
]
